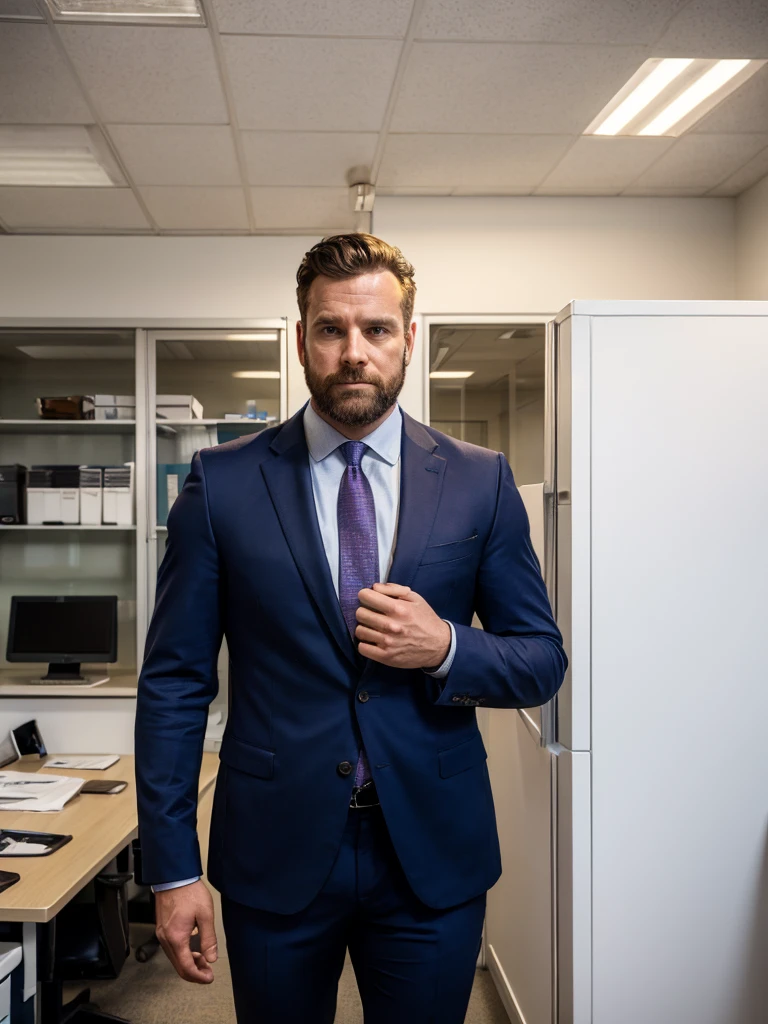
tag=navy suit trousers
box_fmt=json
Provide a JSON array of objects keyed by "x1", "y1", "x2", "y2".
[{"x1": 221, "y1": 805, "x2": 486, "y2": 1024}]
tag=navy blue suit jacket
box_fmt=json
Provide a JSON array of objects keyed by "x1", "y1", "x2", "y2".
[{"x1": 135, "y1": 407, "x2": 567, "y2": 914}]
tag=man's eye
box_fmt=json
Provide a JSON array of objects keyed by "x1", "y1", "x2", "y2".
[
  {"x1": 369, "y1": 326, "x2": 387, "y2": 337},
  {"x1": 321, "y1": 326, "x2": 338, "y2": 335}
]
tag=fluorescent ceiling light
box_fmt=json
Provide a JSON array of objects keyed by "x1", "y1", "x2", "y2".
[
  {"x1": 0, "y1": 126, "x2": 124, "y2": 187},
  {"x1": 592, "y1": 59, "x2": 693, "y2": 135},
  {"x1": 639, "y1": 59, "x2": 751, "y2": 135},
  {"x1": 497, "y1": 330, "x2": 518, "y2": 340},
  {"x1": 43, "y1": 0, "x2": 204, "y2": 24},
  {"x1": 232, "y1": 371, "x2": 281, "y2": 379},
  {"x1": 430, "y1": 371, "x2": 474, "y2": 379},
  {"x1": 225, "y1": 333, "x2": 279, "y2": 342},
  {"x1": 17, "y1": 345, "x2": 133, "y2": 359},
  {"x1": 585, "y1": 57, "x2": 764, "y2": 137}
]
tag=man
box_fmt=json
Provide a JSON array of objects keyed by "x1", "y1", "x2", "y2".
[{"x1": 135, "y1": 233, "x2": 567, "y2": 1023}]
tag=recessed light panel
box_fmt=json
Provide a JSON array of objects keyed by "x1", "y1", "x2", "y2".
[
  {"x1": 0, "y1": 126, "x2": 125, "y2": 187},
  {"x1": 585, "y1": 57, "x2": 765, "y2": 137},
  {"x1": 430, "y1": 371, "x2": 474, "y2": 380},
  {"x1": 43, "y1": 0, "x2": 204, "y2": 25}
]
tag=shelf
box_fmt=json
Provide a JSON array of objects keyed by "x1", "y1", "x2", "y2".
[
  {"x1": 0, "y1": 419, "x2": 136, "y2": 434},
  {"x1": 0, "y1": 525, "x2": 136, "y2": 531}
]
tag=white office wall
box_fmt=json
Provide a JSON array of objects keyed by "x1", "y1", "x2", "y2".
[
  {"x1": 375, "y1": 196, "x2": 737, "y2": 422},
  {"x1": 0, "y1": 234, "x2": 316, "y2": 416},
  {"x1": 736, "y1": 173, "x2": 768, "y2": 299}
]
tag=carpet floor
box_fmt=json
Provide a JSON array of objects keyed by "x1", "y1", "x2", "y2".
[{"x1": 83, "y1": 924, "x2": 510, "y2": 1024}]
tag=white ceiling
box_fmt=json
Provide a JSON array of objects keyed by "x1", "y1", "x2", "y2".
[{"x1": 0, "y1": 0, "x2": 766, "y2": 234}]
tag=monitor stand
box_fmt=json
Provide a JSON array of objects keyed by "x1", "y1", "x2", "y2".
[{"x1": 38, "y1": 663, "x2": 109, "y2": 686}]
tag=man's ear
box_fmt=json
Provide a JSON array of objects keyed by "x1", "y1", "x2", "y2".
[{"x1": 296, "y1": 320, "x2": 306, "y2": 368}]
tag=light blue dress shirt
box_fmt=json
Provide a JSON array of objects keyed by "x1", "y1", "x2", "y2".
[{"x1": 154, "y1": 403, "x2": 456, "y2": 892}]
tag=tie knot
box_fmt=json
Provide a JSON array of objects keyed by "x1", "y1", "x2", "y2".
[{"x1": 340, "y1": 440, "x2": 367, "y2": 469}]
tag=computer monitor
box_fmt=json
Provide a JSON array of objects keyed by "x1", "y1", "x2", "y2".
[{"x1": 6, "y1": 596, "x2": 117, "y2": 683}]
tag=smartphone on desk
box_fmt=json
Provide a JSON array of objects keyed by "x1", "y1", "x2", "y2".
[
  {"x1": 0, "y1": 871, "x2": 20, "y2": 893},
  {"x1": 81, "y1": 780, "x2": 127, "y2": 794}
]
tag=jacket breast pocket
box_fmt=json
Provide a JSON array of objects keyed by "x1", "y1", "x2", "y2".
[
  {"x1": 438, "y1": 732, "x2": 487, "y2": 778},
  {"x1": 219, "y1": 735, "x2": 275, "y2": 779},
  {"x1": 419, "y1": 533, "x2": 478, "y2": 566}
]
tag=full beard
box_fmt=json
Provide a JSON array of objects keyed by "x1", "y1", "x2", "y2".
[{"x1": 304, "y1": 347, "x2": 407, "y2": 427}]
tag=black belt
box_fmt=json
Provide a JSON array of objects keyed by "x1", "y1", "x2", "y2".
[{"x1": 349, "y1": 779, "x2": 380, "y2": 809}]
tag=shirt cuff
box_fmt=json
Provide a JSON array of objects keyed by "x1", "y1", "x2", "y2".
[
  {"x1": 152, "y1": 876, "x2": 200, "y2": 892},
  {"x1": 424, "y1": 621, "x2": 456, "y2": 679}
]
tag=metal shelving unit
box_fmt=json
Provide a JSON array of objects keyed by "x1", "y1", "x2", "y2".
[{"x1": 0, "y1": 320, "x2": 287, "y2": 696}]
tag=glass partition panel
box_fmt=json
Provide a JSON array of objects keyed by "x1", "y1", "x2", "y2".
[
  {"x1": 0, "y1": 329, "x2": 139, "y2": 680},
  {"x1": 428, "y1": 321, "x2": 546, "y2": 730}
]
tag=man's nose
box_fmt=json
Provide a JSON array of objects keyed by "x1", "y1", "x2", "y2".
[{"x1": 340, "y1": 329, "x2": 368, "y2": 365}]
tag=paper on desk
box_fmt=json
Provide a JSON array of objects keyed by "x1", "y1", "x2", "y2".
[{"x1": 0, "y1": 771, "x2": 84, "y2": 811}]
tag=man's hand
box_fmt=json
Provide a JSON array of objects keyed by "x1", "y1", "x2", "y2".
[
  {"x1": 155, "y1": 879, "x2": 218, "y2": 984},
  {"x1": 355, "y1": 582, "x2": 451, "y2": 670}
]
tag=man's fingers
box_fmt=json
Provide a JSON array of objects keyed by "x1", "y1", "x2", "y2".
[
  {"x1": 355, "y1": 624, "x2": 385, "y2": 644},
  {"x1": 158, "y1": 931, "x2": 214, "y2": 984},
  {"x1": 356, "y1": 605, "x2": 397, "y2": 633},
  {"x1": 372, "y1": 582, "x2": 411, "y2": 597},
  {"x1": 358, "y1": 641, "x2": 386, "y2": 663},
  {"x1": 196, "y1": 911, "x2": 218, "y2": 964},
  {"x1": 357, "y1": 587, "x2": 399, "y2": 613}
]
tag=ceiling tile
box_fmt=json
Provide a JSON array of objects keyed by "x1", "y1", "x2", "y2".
[
  {"x1": 707, "y1": 144, "x2": 768, "y2": 194},
  {"x1": 631, "y1": 133, "x2": 768, "y2": 189},
  {"x1": 539, "y1": 136, "x2": 675, "y2": 190},
  {"x1": 0, "y1": 24, "x2": 91, "y2": 124},
  {"x1": 0, "y1": 187, "x2": 150, "y2": 230},
  {"x1": 241, "y1": 131, "x2": 378, "y2": 186},
  {"x1": 693, "y1": 65, "x2": 768, "y2": 134},
  {"x1": 57, "y1": 25, "x2": 228, "y2": 124},
  {"x1": 417, "y1": 0, "x2": 688, "y2": 46},
  {"x1": 222, "y1": 36, "x2": 401, "y2": 132},
  {"x1": 378, "y1": 133, "x2": 572, "y2": 189},
  {"x1": 108, "y1": 125, "x2": 240, "y2": 186},
  {"x1": 139, "y1": 186, "x2": 248, "y2": 229},
  {"x1": 390, "y1": 43, "x2": 648, "y2": 134},
  {"x1": 250, "y1": 187, "x2": 355, "y2": 230},
  {"x1": 0, "y1": 0, "x2": 45, "y2": 20},
  {"x1": 212, "y1": 0, "x2": 412, "y2": 37},
  {"x1": 654, "y1": 0, "x2": 768, "y2": 58}
]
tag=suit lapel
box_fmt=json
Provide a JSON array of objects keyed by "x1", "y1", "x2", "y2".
[
  {"x1": 387, "y1": 412, "x2": 446, "y2": 589},
  {"x1": 260, "y1": 410, "x2": 357, "y2": 669}
]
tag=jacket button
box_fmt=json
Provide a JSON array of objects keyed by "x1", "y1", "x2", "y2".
[
  {"x1": 358, "y1": 691, "x2": 370, "y2": 703},
  {"x1": 337, "y1": 761, "x2": 353, "y2": 777}
]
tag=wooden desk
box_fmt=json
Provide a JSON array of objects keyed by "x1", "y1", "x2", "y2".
[{"x1": 0, "y1": 753, "x2": 219, "y2": 923}]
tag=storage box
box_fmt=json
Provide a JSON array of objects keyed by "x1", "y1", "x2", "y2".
[
  {"x1": 93, "y1": 395, "x2": 136, "y2": 421},
  {"x1": 156, "y1": 394, "x2": 203, "y2": 420},
  {"x1": 27, "y1": 466, "x2": 80, "y2": 525},
  {"x1": 102, "y1": 462, "x2": 134, "y2": 526},
  {"x1": 36, "y1": 395, "x2": 94, "y2": 420},
  {"x1": 0, "y1": 465, "x2": 26, "y2": 525},
  {"x1": 79, "y1": 466, "x2": 103, "y2": 525}
]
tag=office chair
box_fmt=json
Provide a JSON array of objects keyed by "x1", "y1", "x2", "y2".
[{"x1": 42, "y1": 869, "x2": 133, "y2": 1024}]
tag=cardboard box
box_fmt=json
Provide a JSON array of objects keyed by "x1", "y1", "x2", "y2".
[{"x1": 156, "y1": 394, "x2": 203, "y2": 420}]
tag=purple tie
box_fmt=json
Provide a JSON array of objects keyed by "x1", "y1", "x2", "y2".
[{"x1": 337, "y1": 440, "x2": 376, "y2": 787}]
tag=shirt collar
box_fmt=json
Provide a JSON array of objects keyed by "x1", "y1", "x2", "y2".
[{"x1": 303, "y1": 401, "x2": 402, "y2": 466}]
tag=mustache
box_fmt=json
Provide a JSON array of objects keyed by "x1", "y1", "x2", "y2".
[{"x1": 322, "y1": 368, "x2": 383, "y2": 389}]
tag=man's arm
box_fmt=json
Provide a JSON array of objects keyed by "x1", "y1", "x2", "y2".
[
  {"x1": 356, "y1": 454, "x2": 567, "y2": 708},
  {"x1": 433, "y1": 453, "x2": 566, "y2": 708},
  {"x1": 134, "y1": 451, "x2": 222, "y2": 983}
]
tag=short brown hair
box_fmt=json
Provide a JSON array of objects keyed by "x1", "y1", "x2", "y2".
[{"x1": 296, "y1": 233, "x2": 416, "y2": 334}]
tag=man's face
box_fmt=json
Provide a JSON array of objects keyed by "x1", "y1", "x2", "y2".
[{"x1": 298, "y1": 270, "x2": 415, "y2": 428}]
